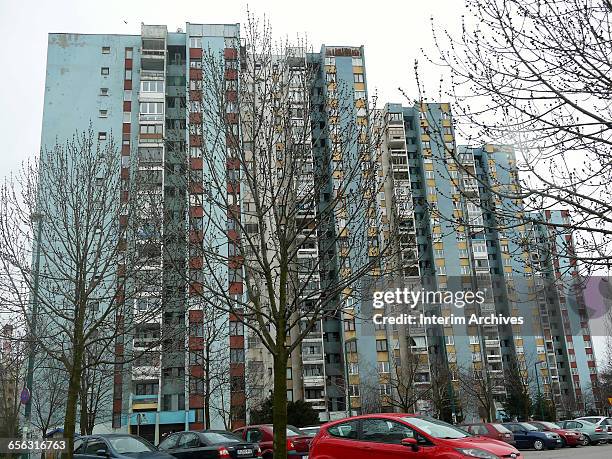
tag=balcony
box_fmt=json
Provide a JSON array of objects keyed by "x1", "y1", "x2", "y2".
[
  {"x1": 485, "y1": 339, "x2": 500, "y2": 347},
  {"x1": 303, "y1": 376, "x2": 325, "y2": 387},
  {"x1": 302, "y1": 353, "x2": 324, "y2": 362},
  {"x1": 387, "y1": 128, "x2": 406, "y2": 147}
]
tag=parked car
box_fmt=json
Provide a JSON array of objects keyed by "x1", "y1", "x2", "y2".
[
  {"x1": 502, "y1": 422, "x2": 562, "y2": 450},
  {"x1": 158, "y1": 430, "x2": 261, "y2": 458},
  {"x1": 461, "y1": 422, "x2": 516, "y2": 446},
  {"x1": 74, "y1": 434, "x2": 174, "y2": 459},
  {"x1": 309, "y1": 413, "x2": 521, "y2": 459},
  {"x1": 528, "y1": 421, "x2": 583, "y2": 447},
  {"x1": 233, "y1": 424, "x2": 310, "y2": 458},
  {"x1": 300, "y1": 426, "x2": 321, "y2": 437},
  {"x1": 557, "y1": 419, "x2": 609, "y2": 445},
  {"x1": 576, "y1": 416, "x2": 612, "y2": 443}
]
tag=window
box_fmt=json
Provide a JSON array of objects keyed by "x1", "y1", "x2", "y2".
[
  {"x1": 345, "y1": 341, "x2": 357, "y2": 353},
  {"x1": 377, "y1": 361, "x2": 390, "y2": 374},
  {"x1": 325, "y1": 56, "x2": 336, "y2": 66},
  {"x1": 229, "y1": 321, "x2": 244, "y2": 336},
  {"x1": 125, "y1": 69, "x2": 132, "y2": 80},
  {"x1": 348, "y1": 385, "x2": 360, "y2": 396},
  {"x1": 362, "y1": 418, "x2": 415, "y2": 444},
  {"x1": 98, "y1": 132, "x2": 107, "y2": 140},
  {"x1": 376, "y1": 339, "x2": 388, "y2": 352},
  {"x1": 445, "y1": 335, "x2": 454, "y2": 345},
  {"x1": 100, "y1": 87, "x2": 109, "y2": 96},
  {"x1": 178, "y1": 433, "x2": 199, "y2": 448},
  {"x1": 354, "y1": 74, "x2": 364, "y2": 83},
  {"x1": 328, "y1": 420, "x2": 359, "y2": 439},
  {"x1": 158, "y1": 434, "x2": 179, "y2": 451},
  {"x1": 343, "y1": 319, "x2": 356, "y2": 331},
  {"x1": 352, "y1": 57, "x2": 363, "y2": 67},
  {"x1": 84, "y1": 440, "x2": 107, "y2": 455},
  {"x1": 101, "y1": 67, "x2": 109, "y2": 75},
  {"x1": 189, "y1": 37, "x2": 202, "y2": 48},
  {"x1": 245, "y1": 429, "x2": 263, "y2": 443},
  {"x1": 125, "y1": 48, "x2": 133, "y2": 59},
  {"x1": 379, "y1": 384, "x2": 391, "y2": 396},
  {"x1": 354, "y1": 90, "x2": 366, "y2": 100},
  {"x1": 99, "y1": 109, "x2": 108, "y2": 118},
  {"x1": 102, "y1": 46, "x2": 111, "y2": 54},
  {"x1": 230, "y1": 349, "x2": 244, "y2": 363},
  {"x1": 140, "y1": 102, "x2": 164, "y2": 115},
  {"x1": 348, "y1": 362, "x2": 359, "y2": 374},
  {"x1": 141, "y1": 80, "x2": 165, "y2": 92}
]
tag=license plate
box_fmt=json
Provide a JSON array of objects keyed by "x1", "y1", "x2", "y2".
[{"x1": 237, "y1": 449, "x2": 253, "y2": 456}]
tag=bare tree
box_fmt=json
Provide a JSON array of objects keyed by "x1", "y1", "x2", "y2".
[
  {"x1": 0, "y1": 325, "x2": 25, "y2": 443},
  {"x1": 429, "y1": 358, "x2": 461, "y2": 423},
  {"x1": 384, "y1": 341, "x2": 432, "y2": 413},
  {"x1": 31, "y1": 362, "x2": 68, "y2": 437},
  {"x1": 501, "y1": 354, "x2": 533, "y2": 421},
  {"x1": 188, "y1": 305, "x2": 232, "y2": 429},
  {"x1": 456, "y1": 365, "x2": 498, "y2": 422},
  {"x1": 0, "y1": 129, "x2": 165, "y2": 456},
  {"x1": 79, "y1": 355, "x2": 114, "y2": 435},
  {"x1": 174, "y1": 13, "x2": 394, "y2": 459},
  {"x1": 420, "y1": 0, "x2": 612, "y2": 271}
]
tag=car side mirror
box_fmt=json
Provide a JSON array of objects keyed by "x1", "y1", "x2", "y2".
[
  {"x1": 401, "y1": 437, "x2": 419, "y2": 451},
  {"x1": 96, "y1": 449, "x2": 109, "y2": 457}
]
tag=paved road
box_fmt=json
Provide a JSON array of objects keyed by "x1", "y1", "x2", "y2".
[{"x1": 523, "y1": 443, "x2": 612, "y2": 459}]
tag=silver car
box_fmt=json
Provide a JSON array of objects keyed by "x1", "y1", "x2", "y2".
[{"x1": 576, "y1": 416, "x2": 612, "y2": 443}]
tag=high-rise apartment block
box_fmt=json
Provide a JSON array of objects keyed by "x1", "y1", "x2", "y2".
[{"x1": 34, "y1": 23, "x2": 599, "y2": 440}]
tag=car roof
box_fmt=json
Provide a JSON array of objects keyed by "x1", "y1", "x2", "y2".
[
  {"x1": 321, "y1": 413, "x2": 423, "y2": 429},
  {"x1": 81, "y1": 434, "x2": 142, "y2": 438}
]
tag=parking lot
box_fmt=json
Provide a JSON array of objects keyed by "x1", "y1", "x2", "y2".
[{"x1": 523, "y1": 443, "x2": 612, "y2": 458}]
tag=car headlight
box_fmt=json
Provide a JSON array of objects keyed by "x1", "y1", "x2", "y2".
[
  {"x1": 455, "y1": 448, "x2": 500, "y2": 459},
  {"x1": 545, "y1": 433, "x2": 555, "y2": 438}
]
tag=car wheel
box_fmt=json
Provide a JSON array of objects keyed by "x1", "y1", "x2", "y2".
[
  {"x1": 533, "y1": 439, "x2": 545, "y2": 451},
  {"x1": 581, "y1": 435, "x2": 590, "y2": 446}
]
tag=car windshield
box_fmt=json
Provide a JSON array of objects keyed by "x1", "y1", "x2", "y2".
[
  {"x1": 402, "y1": 417, "x2": 470, "y2": 439},
  {"x1": 491, "y1": 424, "x2": 512, "y2": 433},
  {"x1": 201, "y1": 432, "x2": 242, "y2": 444},
  {"x1": 519, "y1": 423, "x2": 538, "y2": 431},
  {"x1": 108, "y1": 436, "x2": 154, "y2": 453},
  {"x1": 539, "y1": 422, "x2": 560, "y2": 430}
]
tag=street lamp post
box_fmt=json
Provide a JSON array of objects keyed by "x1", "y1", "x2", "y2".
[
  {"x1": 23, "y1": 212, "x2": 44, "y2": 459},
  {"x1": 535, "y1": 361, "x2": 545, "y2": 420}
]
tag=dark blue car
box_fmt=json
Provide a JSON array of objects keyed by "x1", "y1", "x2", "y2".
[
  {"x1": 74, "y1": 434, "x2": 174, "y2": 459},
  {"x1": 502, "y1": 422, "x2": 562, "y2": 450}
]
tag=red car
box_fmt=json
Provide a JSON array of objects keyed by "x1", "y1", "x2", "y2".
[
  {"x1": 233, "y1": 424, "x2": 310, "y2": 458},
  {"x1": 310, "y1": 413, "x2": 521, "y2": 459},
  {"x1": 528, "y1": 421, "x2": 583, "y2": 447},
  {"x1": 462, "y1": 422, "x2": 516, "y2": 446}
]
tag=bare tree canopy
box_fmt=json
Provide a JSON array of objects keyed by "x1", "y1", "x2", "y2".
[
  {"x1": 170, "y1": 13, "x2": 397, "y2": 459},
  {"x1": 422, "y1": 0, "x2": 612, "y2": 270},
  {"x1": 0, "y1": 129, "x2": 165, "y2": 456}
]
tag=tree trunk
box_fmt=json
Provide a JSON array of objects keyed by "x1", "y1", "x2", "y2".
[
  {"x1": 63, "y1": 307, "x2": 85, "y2": 459},
  {"x1": 79, "y1": 384, "x2": 88, "y2": 435},
  {"x1": 272, "y1": 349, "x2": 288, "y2": 459},
  {"x1": 63, "y1": 349, "x2": 83, "y2": 459}
]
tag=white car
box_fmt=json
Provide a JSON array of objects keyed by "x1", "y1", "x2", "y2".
[
  {"x1": 576, "y1": 416, "x2": 612, "y2": 443},
  {"x1": 300, "y1": 426, "x2": 321, "y2": 437}
]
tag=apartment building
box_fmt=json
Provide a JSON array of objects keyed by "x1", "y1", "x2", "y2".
[
  {"x1": 366, "y1": 103, "x2": 599, "y2": 420},
  {"x1": 35, "y1": 22, "x2": 599, "y2": 438}
]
